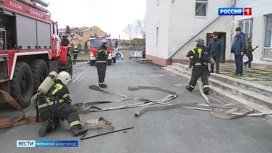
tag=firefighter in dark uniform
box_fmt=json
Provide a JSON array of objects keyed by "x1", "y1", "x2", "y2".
[
  {"x1": 72, "y1": 46, "x2": 79, "y2": 64},
  {"x1": 35, "y1": 71, "x2": 88, "y2": 137},
  {"x1": 186, "y1": 38, "x2": 210, "y2": 95},
  {"x1": 96, "y1": 39, "x2": 108, "y2": 88}
]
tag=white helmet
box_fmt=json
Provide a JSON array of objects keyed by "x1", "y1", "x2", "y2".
[
  {"x1": 57, "y1": 71, "x2": 71, "y2": 85},
  {"x1": 74, "y1": 46, "x2": 77, "y2": 48},
  {"x1": 100, "y1": 39, "x2": 107, "y2": 46}
]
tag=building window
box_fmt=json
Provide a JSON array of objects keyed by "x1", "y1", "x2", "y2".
[
  {"x1": 195, "y1": 0, "x2": 208, "y2": 17},
  {"x1": 238, "y1": 19, "x2": 253, "y2": 40},
  {"x1": 264, "y1": 15, "x2": 272, "y2": 59},
  {"x1": 156, "y1": 27, "x2": 159, "y2": 47}
]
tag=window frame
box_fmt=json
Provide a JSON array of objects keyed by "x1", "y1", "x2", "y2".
[
  {"x1": 238, "y1": 18, "x2": 253, "y2": 40},
  {"x1": 263, "y1": 14, "x2": 272, "y2": 60},
  {"x1": 195, "y1": 0, "x2": 208, "y2": 18}
]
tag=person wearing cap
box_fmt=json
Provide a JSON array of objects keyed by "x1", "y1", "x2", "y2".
[
  {"x1": 207, "y1": 32, "x2": 223, "y2": 74},
  {"x1": 186, "y1": 38, "x2": 210, "y2": 95},
  {"x1": 231, "y1": 27, "x2": 246, "y2": 76},
  {"x1": 96, "y1": 39, "x2": 108, "y2": 88}
]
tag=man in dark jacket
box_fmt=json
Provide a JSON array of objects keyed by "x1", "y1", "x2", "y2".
[
  {"x1": 207, "y1": 32, "x2": 223, "y2": 74},
  {"x1": 96, "y1": 39, "x2": 108, "y2": 88},
  {"x1": 231, "y1": 27, "x2": 246, "y2": 76}
]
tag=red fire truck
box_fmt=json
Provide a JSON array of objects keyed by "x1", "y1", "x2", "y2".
[
  {"x1": 87, "y1": 35, "x2": 118, "y2": 66},
  {"x1": 0, "y1": 0, "x2": 73, "y2": 108}
]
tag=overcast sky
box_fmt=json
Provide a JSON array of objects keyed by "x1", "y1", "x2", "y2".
[{"x1": 46, "y1": 0, "x2": 146, "y2": 39}]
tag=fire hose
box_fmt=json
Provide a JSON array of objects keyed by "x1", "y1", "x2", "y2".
[
  {"x1": 72, "y1": 85, "x2": 178, "y2": 113},
  {"x1": 1, "y1": 82, "x2": 272, "y2": 129},
  {"x1": 0, "y1": 90, "x2": 41, "y2": 128},
  {"x1": 134, "y1": 82, "x2": 272, "y2": 119},
  {"x1": 75, "y1": 84, "x2": 272, "y2": 120}
]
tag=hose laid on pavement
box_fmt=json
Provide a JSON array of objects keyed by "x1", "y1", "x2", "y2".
[
  {"x1": 72, "y1": 85, "x2": 178, "y2": 113},
  {"x1": 134, "y1": 82, "x2": 272, "y2": 119}
]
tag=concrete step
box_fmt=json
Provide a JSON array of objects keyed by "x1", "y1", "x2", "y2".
[
  {"x1": 136, "y1": 58, "x2": 152, "y2": 63},
  {"x1": 172, "y1": 63, "x2": 272, "y2": 98},
  {"x1": 163, "y1": 65, "x2": 272, "y2": 115},
  {"x1": 169, "y1": 64, "x2": 272, "y2": 110}
]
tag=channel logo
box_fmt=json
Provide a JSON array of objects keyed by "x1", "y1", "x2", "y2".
[
  {"x1": 218, "y1": 8, "x2": 252, "y2": 16},
  {"x1": 17, "y1": 140, "x2": 78, "y2": 147},
  {"x1": 17, "y1": 140, "x2": 35, "y2": 147}
]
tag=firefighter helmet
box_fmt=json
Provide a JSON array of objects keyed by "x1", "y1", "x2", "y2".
[
  {"x1": 57, "y1": 71, "x2": 71, "y2": 85},
  {"x1": 100, "y1": 39, "x2": 107, "y2": 46},
  {"x1": 195, "y1": 38, "x2": 204, "y2": 46}
]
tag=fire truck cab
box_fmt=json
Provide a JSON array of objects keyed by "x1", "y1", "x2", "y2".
[
  {"x1": 0, "y1": 0, "x2": 73, "y2": 108},
  {"x1": 87, "y1": 35, "x2": 118, "y2": 66}
]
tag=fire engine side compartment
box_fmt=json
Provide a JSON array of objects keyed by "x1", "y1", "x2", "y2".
[
  {"x1": 0, "y1": 54, "x2": 10, "y2": 102},
  {"x1": 16, "y1": 14, "x2": 51, "y2": 49}
]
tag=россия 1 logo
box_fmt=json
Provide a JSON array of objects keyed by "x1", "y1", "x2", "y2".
[{"x1": 218, "y1": 8, "x2": 252, "y2": 16}]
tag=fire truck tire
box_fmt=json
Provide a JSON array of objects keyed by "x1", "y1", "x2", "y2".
[
  {"x1": 30, "y1": 59, "x2": 48, "y2": 93},
  {"x1": 10, "y1": 62, "x2": 34, "y2": 108},
  {"x1": 64, "y1": 56, "x2": 73, "y2": 78}
]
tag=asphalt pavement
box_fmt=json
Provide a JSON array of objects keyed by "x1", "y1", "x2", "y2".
[{"x1": 1, "y1": 60, "x2": 272, "y2": 153}]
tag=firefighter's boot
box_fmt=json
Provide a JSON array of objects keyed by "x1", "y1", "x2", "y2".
[
  {"x1": 186, "y1": 85, "x2": 193, "y2": 92},
  {"x1": 99, "y1": 82, "x2": 107, "y2": 88},
  {"x1": 71, "y1": 125, "x2": 88, "y2": 136},
  {"x1": 204, "y1": 88, "x2": 209, "y2": 95},
  {"x1": 39, "y1": 120, "x2": 52, "y2": 137}
]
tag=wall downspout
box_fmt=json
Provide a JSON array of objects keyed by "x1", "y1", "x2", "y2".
[{"x1": 168, "y1": 0, "x2": 236, "y2": 59}]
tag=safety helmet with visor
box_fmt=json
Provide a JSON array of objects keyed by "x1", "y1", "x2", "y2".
[
  {"x1": 195, "y1": 38, "x2": 204, "y2": 46},
  {"x1": 100, "y1": 39, "x2": 107, "y2": 46},
  {"x1": 57, "y1": 71, "x2": 71, "y2": 85}
]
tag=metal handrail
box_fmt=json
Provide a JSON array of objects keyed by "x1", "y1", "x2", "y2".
[{"x1": 168, "y1": 0, "x2": 236, "y2": 59}]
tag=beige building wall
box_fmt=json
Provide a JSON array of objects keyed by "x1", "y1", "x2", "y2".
[
  {"x1": 146, "y1": 0, "x2": 234, "y2": 66},
  {"x1": 169, "y1": 0, "x2": 233, "y2": 61}
]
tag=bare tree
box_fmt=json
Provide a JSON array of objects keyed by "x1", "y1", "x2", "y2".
[
  {"x1": 135, "y1": 19, "x2": 146, "y2": 39},
  {"x1": 123, "y1": 15, "x2": 146, "y2": 48},
  {"x1": 124, "y1": 24, "x2": 135, "y2": 40}
]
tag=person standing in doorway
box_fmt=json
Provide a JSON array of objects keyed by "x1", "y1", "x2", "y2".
[
  {"x1": 231, "y1": 27, "x2": 246, "y2": 76},
  {"x1": 207, "y1": 32, "x2": 223, "y2": 74},
  {"x1": 244, "y1": 38, "x2": 258, "y2": 70}
]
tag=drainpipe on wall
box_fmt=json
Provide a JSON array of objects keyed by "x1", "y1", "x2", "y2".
[{"x1": 168, "y1": 0, "x2": 236, "y2": 59}]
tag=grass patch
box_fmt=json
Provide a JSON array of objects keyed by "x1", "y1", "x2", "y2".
[{"x1": 77, "y1": 54, "x2": 89, "y2": 60}]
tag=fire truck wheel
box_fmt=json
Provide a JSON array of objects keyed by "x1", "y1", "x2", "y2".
[
  {"x1": 112, "y1": 57, "x2": 116, "y2": 63},
  {"x1": 10, "y1": 62, "x2": 34, "y2": 109},
  {"x1": 64, "y1": 56, "x2": 73, "y2": 78},
  {"x1": 30, "y1": 59, "x2": 48, "y2": 93}
]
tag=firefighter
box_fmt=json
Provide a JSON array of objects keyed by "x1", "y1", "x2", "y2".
[
  {"x1": 35, "y1": 71, "x2": 88, "y2": 137},
  {"x1": 186, "y1": 38, "x2": 210, "y2": 95},
  {"x1": 72, "y1": 45, "x2": 79, "y2": 64},
  {"x1": 96, "y1": 39, "x2": 108, "y2": 88}
]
